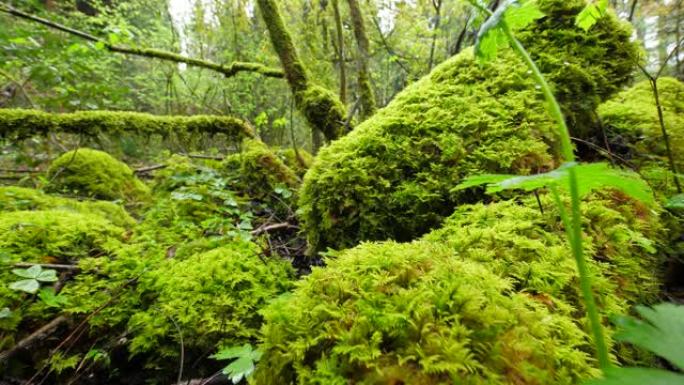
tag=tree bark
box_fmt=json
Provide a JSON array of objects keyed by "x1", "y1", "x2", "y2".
[
  {"x1": 332, "y1": 0, "x2": 347, "y2": 104},
  {"x1": 346, "y1": 0, "x2": 377, "y2": 119},
  {"x1": 427, "y1": 0, "x2": 443, "y2": 71},
  {"x1": 256, "y1": 0, "x2": 348, "y2": 141}
]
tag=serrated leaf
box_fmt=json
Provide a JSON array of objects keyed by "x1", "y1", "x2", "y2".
[
  {"x1": 223, "y1": 356, "x2": 255, "y2": 384},
  {"x1": 575, "y1": 0, "x2": 608, "y2": 31},
  {"x1": 504, "y1": 0, "x2": 545, "y2": 30},
  {"x1": 454, "y1": 162, "x2": 654, "y2": 205},
  {"x1": 612, "y1": 303, "x2": 684, "y2": 370},
  {"x1": 12, "y1": 264, "x2": 42, "y2": 279},
  {"x1": 39, "y1": 288, "x2": 69, "y2": 308},
  {"x1": 211, "y1": 344, "x2": 252, "y2": 360},
  {"x1": 585, "y1": 367, "x2": 684, "y2": 385},
  {"x1": 36, "y1": 268, "x2": 58, "y2": 282},
  {"x1": 475, "y1": 0, "x2": 544, "y2": 61},
  {"x1": 9, "y1": 279, "x2": 40, "y2": 294}
]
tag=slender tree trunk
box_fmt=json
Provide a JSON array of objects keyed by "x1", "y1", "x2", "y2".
[
  {"x1": 628, "y1": 0, "x2": 638, "y2": 22},
  {"x1": 346, "y1": 0, "x2": 377, "y2": 119},
  {"x1": 427, "y1": 0, "x2": 443, "y2": 71},
  {"x1": 451, "y1": 12, "x2": 472, "y2": 55},
  {"x1": 256, "y1": 0, "x2": 348, "y2": 141},
  {"x1": 650, "y1": 78, "x2": 683, "y2": 192},
  {"x1": 332, "y1": 0, "x2": 347, "y2": 104}
]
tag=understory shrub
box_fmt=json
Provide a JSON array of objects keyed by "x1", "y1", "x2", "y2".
[
  {"x1": 299, "y1": 0, "x2": 637, "y2": 253},
  {"x1": 598, "y1": 77, "x2": 684, "y2": 194},
  {"x1": 255, "y1": 241, "x2": 598, "y2": 385},
  {"x1": 46, "y1": 148, "x2": 150, "y2": 203}
]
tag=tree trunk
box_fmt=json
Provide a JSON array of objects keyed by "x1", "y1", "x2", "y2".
[
  {"x1": 427, "y1": 0, "x2": 443, "y2": 71},
  {"x1": 332, "y1": 0, "x2": 347, "y2": 104},
  {"x1": 256, "y1": 0, "x2": 348, "y2": 141},
  {"x1": 346, "y1": 0, "x2": 377, "y2": 119}
]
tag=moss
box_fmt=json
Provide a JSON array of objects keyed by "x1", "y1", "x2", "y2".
[
  {"x1": 255, "y1": 241, "x2": 597, "y2": 384},
  {"x1": 598, "y1": 77, "x2": 684, "y2": 194},
  {"x1": 0, "y1": 109, "x2": 254, "y2": 142},
  {"x1": 299, "y1": 0, "x2": 638, "y2": 253},
  {"x1": 277, "y1": 147, "x2": 313, "y2": 177},
  {"x1": 423, "y1": 194, "x2": 663, "y2": 321},
  {"x1": 46, "y1": 148, "x2": 150, "y2": 203},
  {"x1": 296, "y1": 85, "x2": 348, "y2": 141},
  {"x1": 222, "y1": 139, "x2": 299, "y2": 200},
  {"x1": 0, "y1": 186, "x2": 135, "y2": 228}
]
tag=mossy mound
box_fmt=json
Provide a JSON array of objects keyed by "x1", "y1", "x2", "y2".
[
  {"x1": 299, "y1": 0, "x2": 637, "y2": 253},
  {"x1": 0, "y1": 186, "x2": 135, "y2": 228},
  {"x1": 277, "y1": 147, "x2": 313, "y2": 177},
  {"x1": 598, "y1": 77, "x2": 684, "y2": 194},
  {"x1": 46, "y1": 148, "x2": 150, "y2": 203},
  {"x1": 423, "y1": 193, "x2": 663, "y2": 321},
  {"x1": 255, "y1": 241, "x2": 597, "y2": 384}
]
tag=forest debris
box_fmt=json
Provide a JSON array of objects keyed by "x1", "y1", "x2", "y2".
[{"x1": 0, "y1": 315, "x2": 69, "y2": 363}]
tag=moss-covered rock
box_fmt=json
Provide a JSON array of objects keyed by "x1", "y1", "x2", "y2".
[
  {"x1": 46, "y1": 148, "x2": 150, "y2": 203},
  {"x1": 598, "y1": 77, "x2": 684, "y2": 194},
  {"x1": 300, "y1": 0, "x2": 638, "y2": 253},
  {"x1": 0, "y1": 186, "x2": 135, "y2": 228},
  {"x1": 255, "y1": 241, "x2": 597, "y2": 384}
]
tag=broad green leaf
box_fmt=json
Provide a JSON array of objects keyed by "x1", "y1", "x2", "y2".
[
  {"x1": 9, "y1": 279, "x2": 40, "y2": 294},
  {"x1": 475, "y1": 0, "x2": 544, "y2": 61},
  {"x1": 504, "y1": 0, "x2": 545, "y2": 30},
  {"x1": 0, "y1": 307, "x2": 11, "y2": 319},
  {"x1": 12, "y1": 264, "x2": 42, "y2": 279},
  {"x1": 586, "y1": 367, "x2": 684, "y2": 385},
  {"x1": 612, "y1": 303, "x2": 684, "y2": 370},
  {"x1": 211, "y1": 344, "x2": 253, "y2": 360},
  {"x1": 575, "y1": 0, "x2": 608, "y2": 31},
  {"x1": 454, "y1": 162, "x2": 654, "y2": 205},
  {"x1": 223, "y1": 356, "x2": 255, "y2": 383},
  {"x1": 36, "y1": 268, "x2": 58, "y2": 282},
  {"x1": 39, "y1": 288, "x2": 69, "y2": 308},
  {"x1": 665, "y1": 194, "x2": 684, "y2": 210}
]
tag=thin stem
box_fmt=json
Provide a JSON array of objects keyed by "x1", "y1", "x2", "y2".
[{"x1": 502, "y1": 21, "x2": 610, "y2": 368}]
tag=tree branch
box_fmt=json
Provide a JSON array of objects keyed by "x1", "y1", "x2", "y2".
[
  {"x1": 0, "y1": 316, "x2": 69, "y2": 363},
  {"x1": 0, "y1": 3, "x2": 284, "y2": 79}
]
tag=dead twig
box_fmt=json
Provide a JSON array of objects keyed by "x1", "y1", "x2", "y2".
[
  {"x1": 14, "y1": 262, "x2": 80, "y2": 271},
  {"x1": 0, "y1": 316, "x2": 69, "y2": 363},
  {"x1": 251, "y1": 222, "x2": 297, "y2": 236}
]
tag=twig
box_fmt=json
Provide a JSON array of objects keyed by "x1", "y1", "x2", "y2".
[
  {"x1": 134, "y1": 164, "x2": 167, "y2": 174},
  {"x1": 0, "y1": 316, "x2": 69, "y2": 363},
  {"x1": 14, "y1": 262, "x2": 80, "y2": 271},
  {"x1": 251, "y1": 222, "x2": 297, "y2": 236},
  {"x1": 179, "y1": 153, "x2": 225, "y2": 160}
]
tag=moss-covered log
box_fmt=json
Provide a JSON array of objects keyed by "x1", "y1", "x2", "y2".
[
  {"x1": 300, "y1": 0, "x2": 638, "y2": 253},
  {"x1": 0, "y1": 109, "x2": 254, "y2": 141},
  {"x1": 256, "y1": 0, "x2": 348, "y2": 141}
]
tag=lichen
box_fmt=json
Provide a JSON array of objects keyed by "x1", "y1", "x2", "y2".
[
  {"x1": 0, "y1": 186, "x2": 135, "y2": 228},
  {"x1": 598, "y1": 77, "x2": 684, "y2": 195},
  {"x1": 299, "y1": 0, "x2": 638, "y2": 253},
  {"x1": 46, "y1": 148, "x2": 151, "y2": 203},
  {"x1": 255, "y1": 241, "x2": 598, "y2": 384}
]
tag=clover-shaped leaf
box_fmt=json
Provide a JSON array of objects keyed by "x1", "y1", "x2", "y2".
[
  {"x1": 9, "y1": 265, "x2": 58, "y2": 294},
  {"x1": 9, "y1": 279, "x2": 40, "y2": 294}
]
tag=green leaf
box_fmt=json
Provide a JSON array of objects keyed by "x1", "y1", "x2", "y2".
[
  {"x1": 504, "y1": 0, "x2": 545, "y2": 30},
  {"x1": 12, "y1": 264, "x2": 42, "y2": 279},
  {"x1": 274, "y1": 185, "x2": 292, "y2": 199},
  {"x1": 223, "y1": 356, "x2": 255, "y2": 383},
  {"x1": 585, "y1": 367, "x2": 684, "y2": 385},
  {"x1": 475, "y1": 0, "x2": 544, "y2": 61},
  {"x1": 39, "y1": 288, "x2": 69, "y2": 308},
  {"x1": 665, "y1": 194, "x2": 684, "y2": 210},
  {"x1": 36, "y1": 268, "x2": 58, "y2": 282},
  {"x1": 612, "y1": 303, "x2": 684, "y2": 370},
  {"x1": 211, "y1": 344, "x2": 253, "y2": 360},
  {"x1": 454, "y1": 162, "x2": 654, "y2": 205},
  {"x1": 9, "y1": 279, "x2": 40, "y2": 294},
  {"x1": 211, "y1": 344, "x2": 262, "y2": 384},
  {"x1": 0, "y1": 307, "x2": 12, "y2": 319},
  {"x1": 575, "y1": 0, "x2": 608, "y2": 31}
]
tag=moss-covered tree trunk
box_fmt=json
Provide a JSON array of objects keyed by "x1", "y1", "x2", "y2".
[
  {"x1": 346, "y1": 0, "x2": 377, "y2": 119},
  {"x1": 256, "y1": 0, "x2": 348, "y2": 141}
]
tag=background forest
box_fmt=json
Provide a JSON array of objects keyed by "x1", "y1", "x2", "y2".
[{"x1": 0, "y1": 0, "x2": 684, "y2": 384}]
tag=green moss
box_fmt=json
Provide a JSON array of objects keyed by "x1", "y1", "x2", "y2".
[
  {"x1": 0, "y1": 109, "x2": 254, "y2": 142},
  {"x1": 0, "y1": 186, "x2": 135, "y2": 228},
  {"x1": 598, "y1": 77, "x2": 684, "y2": 194},
  {"x1": 46, "y1": 148, "x2": 150, "y2": 203},
  {"x1": 277, "y1": 147, "x2": 313, "y2": 177},
  {"x1": 255, "y1": 241, "x2": 597, "y2": 384},
  {"x1": 299, "y1": 0, "x2": 638, "y2": 253},
  {"x1": 296, "y1": 85, "x2": 348, "y2": 141}
]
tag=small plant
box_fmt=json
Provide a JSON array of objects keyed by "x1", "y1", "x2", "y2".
[
  {"x1": 211, "y1": 343, "x2": 262, "y2": 384},
  {"x1": 9, "y1": 265, "x2": 58, "y2": 294},
  {"x1": 461, "y1": 0, "x2": 653, "y2": 369},
  {"x1": 587, "y1": 303, "x2": 684, "y2": 384}
]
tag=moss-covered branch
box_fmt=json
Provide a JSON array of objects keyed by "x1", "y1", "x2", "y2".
[
  {"x1": 346, "y1": 0, "x2": 377, "y2": 119},
  {"x1": 0, "y1": 109, "x2": 254, "y2": 141},
  {"x1": 256, "y1": 0, "x2": 348, "y2": 141},
  {"x1": 0, "y1": 3, "x2": 284, "y2": 79}
]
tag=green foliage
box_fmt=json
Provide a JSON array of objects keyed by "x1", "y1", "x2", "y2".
[
  {"x1": 9, "y1": 265, "x2": 58, "y2": 294},
  {"x1": 46, "y1": 148, "x2": 150, "y2": 203},
  {"x1": 587, "y1": 303, "x2": 684, "y2": 384},
  {"x1": 0, "y1": 186, "x2": 135, "y2": 228},
  {"x1": 456, "y1": 162, "x2": 655, "y2": 206},
  {"x1": 255, "y1": 240, "x2": 598, "y2": 384},
  {"x1": 212, "y1": 343, "x2": 263, "y2": 384},
  {"x1": 277, "y1": 147, "x2": 313, "y2": 178},
  {"x1": 598, "y1": 77, "x2": 684, "y2": 195},
  {"x1": 0, "y1": 109, "x2": 254, "y2": 143},
  {"x1": 575, "y1": 0, "x2": 608, "y2": 31}
]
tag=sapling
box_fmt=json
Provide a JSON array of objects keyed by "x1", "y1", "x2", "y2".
[{"x1": 460, "y1": 0, "x2": 655, "y2": 369}]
